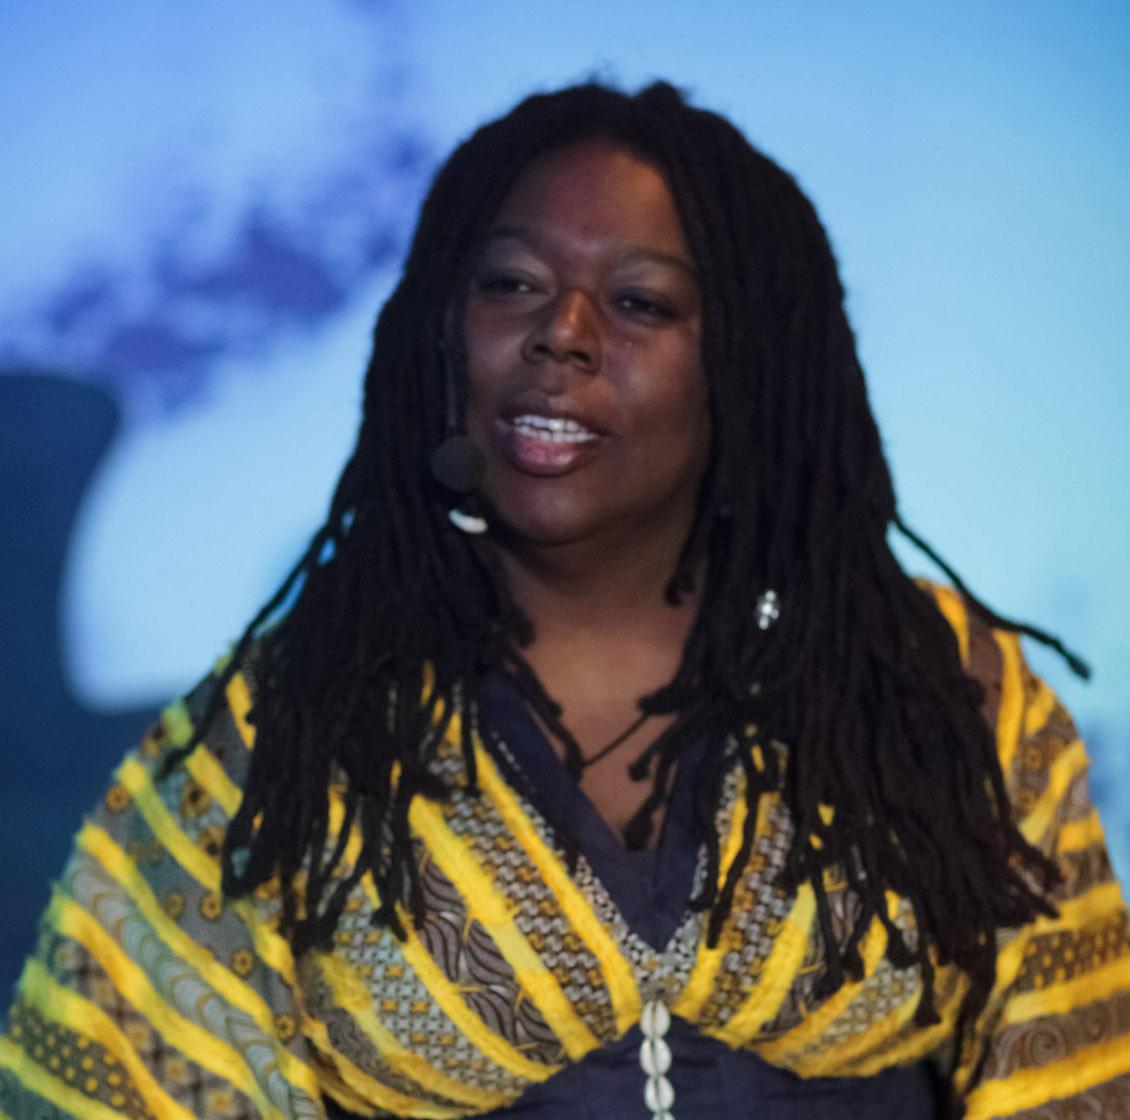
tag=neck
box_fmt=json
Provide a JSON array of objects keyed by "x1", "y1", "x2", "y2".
[
  {"x1": 492, "y1": 517, "x2": 704, "y2": 712},
  {"x1": 497, "y1": 516, "x2": 698, "y2": 631}
]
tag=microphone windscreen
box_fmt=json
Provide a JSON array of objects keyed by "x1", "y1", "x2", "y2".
[{"x1": 430, "y1": 436, "x2": 486, "y2": 494}]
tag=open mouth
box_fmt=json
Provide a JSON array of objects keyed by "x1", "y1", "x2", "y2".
[
  {"x1": 495, "y1": 412, "x2": 603, "y2": 475},
  {"x1": 510, "y1": 414, "x2": 598, "y2": 443}
]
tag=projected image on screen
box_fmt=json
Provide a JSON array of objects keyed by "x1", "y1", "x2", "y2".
[{"x1": 1, "y1": 0, "x2": 1126, "y2": 1015}]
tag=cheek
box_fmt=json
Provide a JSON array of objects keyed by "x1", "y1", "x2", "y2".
[
  {"x1": 463, "y1": 301, "x2": 529, "y2": 374},
  {"x1": 641, "y1": 351, "x2": 709, "y2": 439},
  {"x1": 622, "y1": 366, "x2": 710, "y2": 486},
  {"x1": 663, "y1": 358, "x2": 711, "y2": 475},
  {"x1": 463, "y1": 316, "x2": 506, "y2": 417}
]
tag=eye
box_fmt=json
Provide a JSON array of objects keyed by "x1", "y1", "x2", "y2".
[
  {"x1": 475, "y1": 271, "x2": 540, "y2": 296},
  {"x1": 614, "y1": 292, "x2": 676, "y2": 321}
]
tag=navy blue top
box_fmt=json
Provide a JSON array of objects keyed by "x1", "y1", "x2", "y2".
[{"x1": 329, "y1": 678, "x2": 946, "y2": 1118}]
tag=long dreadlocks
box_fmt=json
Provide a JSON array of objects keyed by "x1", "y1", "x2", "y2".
[{"x1": 173, "y1": 81, "x2": 1086, "y2": 1029}]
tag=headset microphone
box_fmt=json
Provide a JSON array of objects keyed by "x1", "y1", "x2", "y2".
[
  {"x1": 429, "y1": 435, "x2": 485, "y2": 494},
  {"x1": 431, "y1": 340, "x2": 488, "y2": 531}
]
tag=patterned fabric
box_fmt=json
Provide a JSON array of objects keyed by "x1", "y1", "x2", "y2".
[{"x1": 2, "y1": 586, "x2": 1128, "y2": 1119}]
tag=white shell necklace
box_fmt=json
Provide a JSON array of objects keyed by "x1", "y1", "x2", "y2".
[{"x1": 639, "y1": 999, "x2": 675, "y2": 1119}]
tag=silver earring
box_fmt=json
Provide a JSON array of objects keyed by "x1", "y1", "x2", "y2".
[
  {"x1": 755, "y1": 589, "x2": 780, "y2": 631},
  {"x1": 448, "y1": 508, "x2": 488, "y2": 535}
]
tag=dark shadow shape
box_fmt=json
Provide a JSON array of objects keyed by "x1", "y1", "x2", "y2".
[{"x1": 0, "y1": 371, "x2": 160, "y2": 1007}]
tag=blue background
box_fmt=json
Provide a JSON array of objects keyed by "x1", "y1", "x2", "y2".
[{"x1": 2, "y1": 0, "x2": 1128, "y2": 1002}]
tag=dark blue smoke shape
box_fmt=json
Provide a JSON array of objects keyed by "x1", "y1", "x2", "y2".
[{"x1": 17, "y1": 113, "x2": 432, "y2": 414}]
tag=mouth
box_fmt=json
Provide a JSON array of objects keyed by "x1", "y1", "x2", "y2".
[
  {"x1": 494, "y1": 410, "x2": 603, "y2": 476},
  {"x1": 510, "y1": 414, "x2": 598, "y2": 443}
]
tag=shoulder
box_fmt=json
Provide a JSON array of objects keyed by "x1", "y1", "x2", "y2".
[
  {"x1": 51, "y1": 651, "x2": 286, "y2": 983},
  {"x1": 919, "y1": 581, "x2": 1025, "y2": 731},
  {"x1": 167, "y1": 654, "x2": 260, "y2": 800},
  {"x1": 918, "y1": 581, "x2": 1084, "y2": 847},
  {"x1": 97, "y1": 654, "x2": 260, "y2": 879},
  {"x1": 1, "y1": 650, "x2": 320, "y2": 1118}
]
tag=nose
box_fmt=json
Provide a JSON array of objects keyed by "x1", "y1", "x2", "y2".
[{"x1": 521, "y1": 289, "x2": 601, "y2": 373}]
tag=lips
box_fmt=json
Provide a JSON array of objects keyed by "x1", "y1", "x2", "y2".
[
  {"x1": 511, "y1": 414, "x2": 596, "y2": 442},
  {"x1": 493, "y1": 403, "x2": 604, "y2": 476}
]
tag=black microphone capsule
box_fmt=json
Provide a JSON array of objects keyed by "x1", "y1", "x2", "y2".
[{"x1": 429, "y1": 436, "x2": 486, "y2": 494}]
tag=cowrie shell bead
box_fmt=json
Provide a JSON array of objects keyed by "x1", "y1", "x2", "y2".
[
  {"x1": 447, "y1": 508, "x2": 488, "y2": 535},
  {"x1": 644, "y1": 1074, "x2": 675, "y2": 1112},
  {"x1": 639, "y1": 1036, "x2": 672, "y2": 1076},
  {"x1": 641, "y1": 999, "x2": 671, "y2": 1038}
]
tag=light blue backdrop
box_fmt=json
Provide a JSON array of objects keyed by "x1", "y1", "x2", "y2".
[{"x1": 3, "y1": 1, "x2": 1128, "y2": 875}]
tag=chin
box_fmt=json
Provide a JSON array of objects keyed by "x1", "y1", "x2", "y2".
[
  {"x1": 491, "y1": 509, "x2": 598, "y2": 550},
  {"x1": 481, "y1": 478, "x2": 600, "y2": 545}
]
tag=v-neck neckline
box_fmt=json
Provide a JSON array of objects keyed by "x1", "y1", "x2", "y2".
[{"x1": 479, "y1": 674, "x2": 711, "y2": 953}]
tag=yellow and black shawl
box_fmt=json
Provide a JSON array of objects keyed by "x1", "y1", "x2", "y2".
[{"x1": 2, "y1": 586, "x2": 1127, "y2": 1118}]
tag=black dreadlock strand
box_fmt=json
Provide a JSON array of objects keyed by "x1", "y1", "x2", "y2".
[{"x1": 169, "y1": 82, "x2": 1086, "y2": 1032}]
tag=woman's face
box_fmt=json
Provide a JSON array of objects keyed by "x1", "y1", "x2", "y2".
[{"x1": 463, "y1": 138, "x2": 710, "y2": 554}]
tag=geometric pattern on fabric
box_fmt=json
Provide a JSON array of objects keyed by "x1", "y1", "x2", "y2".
[{"x1": 2, "y1": 584, "x2": 1129, "y2": 1118}]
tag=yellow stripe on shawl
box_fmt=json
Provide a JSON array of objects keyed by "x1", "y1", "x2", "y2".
[
  {"x1": 0, "y1": 1035, "x2": 132, "y2": 1120},
  {"x1": 1018, "y1": 739, "x2": 1088, "y2": 847},
  {"x1": 116, "y1": 757, "x2": 220, "y2": 890},
  {"x1": 300, "y1": 1016, "x2": 463, "y2": 1120},
  {"x1": 311, "y1": 951, "x2": 511, "y2": 1112},
  {"x1": 162, "y1": 700, "x2": 194, "y2": 747},
  {"x1": 1022, "y1": 677, "x2": 1059, "y2": 738},
  {"x1": 926, "y1": 584, "x2": 969, "y2": 665},
  {"x1": 370, "y1": 894, "x2": 558, "y2": 1082},
  {"x1": 841, "y1": 969, "x2": 966, "y2": 1076},
  {"x1": 1048, "y1": 880, "x2": 1128, "y2": 928},
  {"x1": 991, "y1": 880, "x2": 1126, "y2": 999},
  {"x1": 470, "y1": 736, "x2": 641, "y2": 1034},
  {"x1": 305, "y1": 1054, "x2": 384, "y2": 1120},
  {"x1": 791, "y1": 896, "x2": 956, "y2": 1079},
  {"x1": 671, "y1": 783, "x2": 759, "y2": 1020},
  {"x1": 953, "y1": 929, "x2": 1036, "y2": 1093},
  {"x1": 1000, "y1": 954, "x2": 1130, "y2": 1028},
  {"x1": 74, "y1": 823, "x2": 318, "y2": 1100},
  {"x1": 387, "y1": 902, "x2": 558, "y2": 1082},
  {"x1": 161, "y1": 671, "x2": 254, "y2": 752},
  {"x1": 325, "y1": 768, "x2": 484, "y2": 1118},
  {"x1": 113, "y1": 755, "x2": 293, "y2": 983},
  {"x1": 796, "y1": 972, "x2": 921, "y2": 1078},
  {"x1": 183, "y1": 744, "x2": 242, "y2": 817},
  {"x1": 45, "y1": 893, "x2": 285, "y2": 1120},
  {"x1": 953, "y1": 880, "x2": 1130, "y2": 1094},
  {"x1": 235, "y1": 897, "x2": 298, "y2": 986},
  {"x1": 149, "y1": 695, "x2": 240, "y2": 818},
  {"x1": 1058, "y1": 810, "x2": 1105, "y2": 855},
  {"x1": 226, "y1": 672, "x2": 256, "y2": 747},
  {"x1": 17, "y1": 960, "x2": 197, "y2": 1120},
  {"x1": 713, "y1": 883, "x2": 815, "y2": 1045},
  {"x1": 756, "y1": 904, "x2": 891, "y2": 1065},
  {"x1": 325, "y1": 788, "x2": 366, "y2": 872},
  {"x1": 993, "y1": 630, "x2": 1025, "y2": 773},
  {"x1": 964, "y1": 1033, "x2": 1130, "y2": 1120},
  {"x1": 407, "y1": 795, "x2": 600, "y2": 1060}
]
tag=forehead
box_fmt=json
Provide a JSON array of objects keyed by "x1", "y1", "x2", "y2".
[{"x1": 486, "y1": 138, "x2": 691, "y2": 259}]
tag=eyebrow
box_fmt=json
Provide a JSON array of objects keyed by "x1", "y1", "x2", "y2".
[{"x1": 480, "y1": 225, "x2": 698, "y2": 279}]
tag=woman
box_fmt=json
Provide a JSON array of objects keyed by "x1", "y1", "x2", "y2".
[{"x1": 2, "y1": 82, "x2": 1127, "y2": 1120}]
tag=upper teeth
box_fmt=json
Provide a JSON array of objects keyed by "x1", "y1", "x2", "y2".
[{"x1": 511, "y1": 414, "x2": 595, "y2": 442}]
